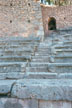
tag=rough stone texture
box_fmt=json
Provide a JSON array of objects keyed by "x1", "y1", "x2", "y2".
[
  {"x1": 0, "y1": 1, "x2": 72, "y2": 107},
  {"x1": 0, "y1": 80, "x2": 15, "y2": 95},
  {"x1": 0, "y1": 98, "x2": 38, "y2": 108},
  {"x1": 0, "y1": 98, "x2": 71, "y2": 108},
  {"x1": 11, "y1": 79, "x2": 72, "y2": 101},
  {"x1": 0, "y1": 36, "x2": 40, "y2": 79},
  {"x1": 0, "y1": 0, "x2": 44, "y2": 39},
  {"x1": 41, "y1": 5, "x2": 72, "y2": 36},
  {"x1": 39, "y1": 100, "x2": 72, "y2": 108}
]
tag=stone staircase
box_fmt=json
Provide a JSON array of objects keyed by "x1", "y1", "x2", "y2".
[
  {"x1": 26, "y1": 33, "x2": 72, "y2": 79},
  {"x1": 0, "y1": 36, "x2": 40, "y2": 80},
  {"x1": 0, "y1": 32, "x2": 72, "y2": 105}
]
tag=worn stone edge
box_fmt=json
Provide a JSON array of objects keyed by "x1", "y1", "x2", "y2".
[{"x1": 11, "y1": 79, "x2": 72, "y2": 101}]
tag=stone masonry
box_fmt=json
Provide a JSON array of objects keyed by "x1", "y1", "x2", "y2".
[
  {"x1": 0, "y1": 0, "x2": 44, "y2": 39},
  {"x1": 41, "y1": 5, "x2": 72, "y2": 36},
  {"x1": 0, "y1": 30, "x2": 72, "y2": 108},
  {"x1": 0, "y1": 0, "x2": 72, "y2": 108}
]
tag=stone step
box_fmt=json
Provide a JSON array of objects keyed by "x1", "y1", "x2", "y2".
[
  {"x1": 59, "y1": 73, "x2": 72, "y2": 79},
  {"x1": 2, "y1": 48, "x2": 34, "y2": 52},
  {"x1": 55, "y1": 49, "x2": 72, "y2": 53},
  {"x1": 26, "y1": 72, "x2": 58, "y2": 79},
  {"x1": 32, "y1": 56, "x2": 50, "y2": 59},
  {"x1": 0, "y1": 50, "x2": 34, "y2": 56},
  {"x1": 63, "y1": 34, "x2": 72, "y2": 38},
  {"x1": 55, "y1": 54, "x2": 72, "y2": 57},
  {"x1": 1, "y1": 47, "x2": 34, "y2": 52},
  {"x1": 39, "y1": 41, "x2": 52, "y2": 45},
  {"x1": 48, "y1": 37, "x2": 72, "y2": 46},
  {"x1": 50, "y1": 63, "x2": 72, "y2": 73},
  {"x1": 54, "y1": 44, "x2": 72, "y2": 49},
  {"x1": 0, "y1": 44, "x2": 38, "y2": 49},
  {"x1": 54, "y1": 57, "x2": 72, "y2": 63},
  {"x1": 0, "y1": 41, "x2": 39, "y2": 46},
  {"x1": 29, "y1": 62, "x2": 51, "y2": 67},
  {"x1": 0, "y1": 62, "x2": 27, "y2": 73},
  {"x1": 32, "y1": 56, "x2": 51, "y2": 62},
  {"x1": 57, "y1": 34, "x2": 72, "y2": 38},
  {"x1": 29, "y1": 63, "x2": 72, "y2": 73},
  {"x1": 52, "y1": 42, "x2": 63, "y2": 45},
  {"x1": 26, "y1": 67, "x2": 49, "y2": 72},
  {"x1": 0, "y1": 51, "x2": 34, "y2": 57},
  {"x1": 18, "y1": 42, "x2": 39, "y2": 46},
  {"x1": 0, "y1": 55, "x2": 31, "y2": 62},
  {"x1": 32, "y1": 59, "x2": 49, "y2": 62},
  {"x1": 38, "y1": 45, "x2": 51, "y2": 47},
  {"x1": 46, "y1": 39, "x2": 61, "y2": 43},
  {"x1": 30, "y1": 62, "x2": 49, "y2": 67},
  {"x1": 0, "y1": 72, "x2": 25, "y2": 80},
  {"x1": 35, "y1": 50, "x2": 51, "y2": 54},
  {"x1": 11, "y1": 79, "x2": 72, "y2": 101},
  {"x1": 37, "y1": 48, "x2": 50, "y2": 51},
  {"x1": 26, "y1": 72, "x2": 72, "y2": 79},
  {"x1": 0, "y1": 37, "x2": 40, "y2": 42},
  {"x1": 64, "y1": 41, "x2": 72, "y2": 44},
  {"x1": 36, "y1": 51, "x2": 51, "y2": 54},
  {"x1": 54, "y1": 55, "x2": 72, "y2": 63},
  {"x1": 35, "y1": 53, "x2": 51, "y2": 56}
]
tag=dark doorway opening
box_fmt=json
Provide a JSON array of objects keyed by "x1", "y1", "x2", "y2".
[{"x1": 48, "y1": 17, "x2": 56, "y2": 30}]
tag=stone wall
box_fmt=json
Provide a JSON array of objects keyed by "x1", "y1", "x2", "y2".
[
  {"x1": 0, "y1": 99, "x2": 72, "y2": 108},
  {"x1": 41, "y1": 5, "x2": 72, "y2": 36},
  {"x1": 0, "y1": 0, "x2": 44, "y2": 39}
]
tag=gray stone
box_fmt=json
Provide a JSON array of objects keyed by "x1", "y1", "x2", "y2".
[
  {"x1": 26, "y1": 67, "x2": 49, "y2": 72},
  {"x1": 0, "y1": 72, "x2": 25, "y2": 80},
  {"x1": 0, "y1": 56, "x2": 31, "y2": 62},
  {"x1": 39, "y1": 100, "x2": 71, "y2": 108},
  {"x1": 4, "y1": 101, "x2": 23, "y2": 108},
  {"x1": 48, "y1": 63, "x2": 72, "y2": 73},
  {"x1": 0, "y1": 98, "x2": 33, "y2": 108},
  {"x1": 11, "y1": 79, "x2": 72, "y2": 101},
  {"x1": 0, "y1": 80, "x2": 15, "y2": 95},
  {"x1": 29, "y1": 99, "x2": 38, "y2": 108},
  {"x1": 26, "y1": 72, "x2": 58, "y2": 79},
  {"x1": 0, "y1": 62, "x2": 27, "y2": 73},
  {"x1": 59, "y1": 73, "x2": 72, "y2": 79}
]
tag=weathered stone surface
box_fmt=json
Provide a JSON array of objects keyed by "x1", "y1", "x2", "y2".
[
  {"x1": 59, "y1": 73, "x2": 72, "y2": 79},
  {"x1": 0, "y1": 56, "x2": 31, "y2": 62},
  {"x1": 0, "y1": 0, "x2": 44, "y2": 38},
  {"x1": 0, "y1": 72, "x2": 25, "y2": 80},
  {"x1": 0, "y1": 98, "x2": 71, "y2": 108},
  {"x1": 0, "y1": 80, "x2": 15, "y2": 95},
  {"x1": 0, "y1": 98, "x2": 35, "y2": 108},
  {"x1": 0, "y1": 8, "x2": 72, "y2": 106},
  {"x1": 0, "y1": 62, "x2": 27, "y2": 73},
  {"x1": 0, "y1": 36, "x2": 40, "y2": 80},
  {"x1": 26, "y1": 72, "x2": 58, "y2": 79},
  {"x1": 39, "y1": 100, "x2": 72, "y2": 108},
  {"x1": 26, "y1": 67, "x2": 49, "y2": 72},
  {"x1": 11, "y1": 79, "x2": 72, "y2": 101}
]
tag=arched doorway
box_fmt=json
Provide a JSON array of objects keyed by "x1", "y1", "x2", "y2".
[{"x1": 48, "y1": 17, "x2": 56, "y2": 30}]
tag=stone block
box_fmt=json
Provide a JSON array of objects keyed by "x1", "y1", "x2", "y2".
[
  {"x1": 39, "y1": 100, "x2": 71, "y2": 108},
  {"x1": 11, "y1": 79, "x2": 72, "y2": 101},
  {"x1": 0, "y1": 62, "x2": 27, "y2": 73},
  {"x1": 0, "y1": 80, "x2": 15, "y2": 95},
  {"x1": 37, "y1": 31, "x2": 44, "y2": 36},
  {"x1": 0, "y1": 98, "x2": 35, "y2": 108}
]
